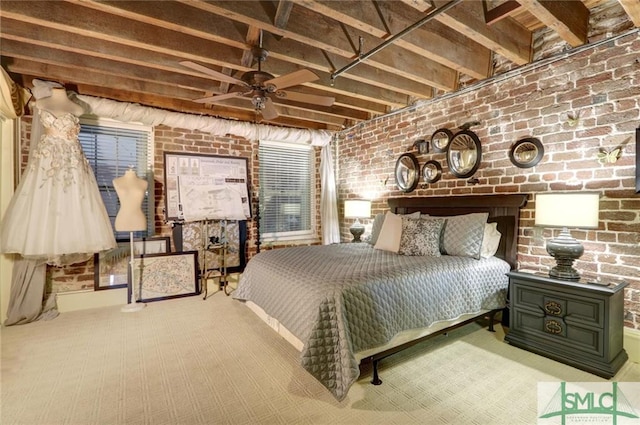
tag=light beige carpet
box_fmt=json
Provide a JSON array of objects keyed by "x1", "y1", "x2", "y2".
[{"x1": 1, "y1": 291, "x2": 638, "y2": 425}]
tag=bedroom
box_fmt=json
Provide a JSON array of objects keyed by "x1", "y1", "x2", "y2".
[{"x1": 1, "y1": 0, "x2": 640, "y2": 422}]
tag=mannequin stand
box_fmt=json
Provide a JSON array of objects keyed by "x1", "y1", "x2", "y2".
[{"x1": 121, "y1": 231, "x2": 146, "y2": 313}]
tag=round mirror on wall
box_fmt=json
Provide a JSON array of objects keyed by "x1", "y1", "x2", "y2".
[
  {"x1": 431, "y1": 128, "x2": 453, "y2": 153},
  {"x1": 509, "y1": 137, "x2": 544, "y2": 168},
  {"x1": 422, "y1": 160, "x2": 442, "y2": 184},
  {"x1": 395, "y1": 153, "x2": 420, "y2": 193},
  {"x1": 447, "y1": 130, "x2": 482, "y2": 178}
]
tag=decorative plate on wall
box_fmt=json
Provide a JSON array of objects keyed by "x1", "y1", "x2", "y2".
[
  {"x1": 395, "y1": 153, "x2": 420, "y2": 193},
  {"x1": 447, "y1": 130, "x2": 482, "y2": 178},
  {"x1": 509, "y1": 137, "x2": 544, "y2": 168},
  {"x1": 431, "y1": 128, "x2": 453, "y2": 153},
  {"x1": 422, "y1": 160, "x2": 442, "y2": 184}
]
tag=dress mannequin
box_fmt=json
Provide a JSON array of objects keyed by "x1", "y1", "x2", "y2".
[
  {"x1": 113, "y1": 169, "x2": 148, "y2": 232},
  {"x1": 35, "y1": 87, "x2": 85, "y2": 117}
]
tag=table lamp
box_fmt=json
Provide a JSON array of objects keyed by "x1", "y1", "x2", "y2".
[
  {"x1": 534, "y1": 192, "x2": 600, "y2": 280},
  {"x1": 344, "y1": 199, "x2": 371, "y2": 242}
]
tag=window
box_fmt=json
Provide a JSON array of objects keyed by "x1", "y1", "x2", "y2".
[
  {"x1": 259, "y1": 140, "x2": 315, "y2": 241},
  {"x1": 78, "y1": 118, "x2": 153, "y2": 241}
]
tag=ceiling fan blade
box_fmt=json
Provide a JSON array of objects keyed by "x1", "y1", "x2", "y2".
[
  {"x1": 180, "y1": 60, "x2": 247, "y2": 87},
  {"x1": 192, "y1": 91, "x2": 245, "y2": 104},
  {"x1": 264, "y1": 69, "x2": 319, "y2": 90},
  {"x1": 276, "y1": 90, "x2": 335, "y2": 106},
  {"x1": 261, "y1": 97, "x2": 279, "y2": 120}
]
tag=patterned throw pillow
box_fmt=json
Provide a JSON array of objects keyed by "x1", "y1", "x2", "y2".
[
  {"x1": 441, "y1": 212, "x2": 489, "y2": 259},
  {"x1": 398, "y1": 218, "x2": 444, "y2": 256}
]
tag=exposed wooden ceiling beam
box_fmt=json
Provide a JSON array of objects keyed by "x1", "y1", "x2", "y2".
[
  {"x1": 618, "y1": 0, "x2": 640, "y2": 26},
  {"x1": 177, "y1": 0, "x2": 457, "y2": 91},
  {"x1": 274, "y1": 1, "x2": 294, "y2": 29},
  {"x1": 59, "y1": 0, "x2": 433, "y2": 99},
  {"x1": 295, "y1": 0, "x2": 491, "y2": 80},
  {"x1": 516, "y1": 0, "x2": 590, "y2": 47},
  {"x1": 484, "y1": 1, "x2": 523, "y2": 25},
  {"x1": 432, "y1": 0, "x2": 532, "y2": 65}
]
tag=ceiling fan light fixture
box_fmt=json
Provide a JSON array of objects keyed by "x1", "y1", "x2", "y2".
[{"x1": 251, "y1": 94, "x2": 267, "y2": 110}]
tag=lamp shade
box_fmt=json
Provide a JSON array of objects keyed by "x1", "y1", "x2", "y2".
[
  {"x1": 535, "y1": 192, "x2": 600, "y2": 229},
  {"x1": 344, "y1": 199, "x2": 371, "y2": 219}
]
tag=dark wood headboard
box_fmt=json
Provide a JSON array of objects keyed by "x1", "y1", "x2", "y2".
[{"x1": 387, "y1": 194, "x2": 528, "y2": 269}]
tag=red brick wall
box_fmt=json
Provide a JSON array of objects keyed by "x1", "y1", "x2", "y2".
[{"x1": 337, "y1": 32, "x2": 640, "y2": 329}]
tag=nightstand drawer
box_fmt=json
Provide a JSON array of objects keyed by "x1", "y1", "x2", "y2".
[
  {"x1": 512, "y1": 282, "x2": 604, "y2": 328},
  {"x1": 512, "y1": 308, "x2": 604, "y2": 358}
]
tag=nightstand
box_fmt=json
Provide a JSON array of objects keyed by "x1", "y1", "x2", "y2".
[{"x1": 505, "y1": 271, "x2": 628, "y2": 378}]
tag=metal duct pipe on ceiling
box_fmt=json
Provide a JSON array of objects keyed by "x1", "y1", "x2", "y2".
[{"x1": 330, "y1": 0, "x2": 463, "y2": 84}]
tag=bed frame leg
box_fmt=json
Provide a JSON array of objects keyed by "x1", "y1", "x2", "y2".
[
  {"x1": 371, "y1": 359, "x2": 383, "y2": 385},
  {"x1": 487, "y1": 310, "x2": 497, "y2": 332}
]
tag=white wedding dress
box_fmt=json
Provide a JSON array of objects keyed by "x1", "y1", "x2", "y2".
[{"x1": 0, "y1": 107, "x2": 116, "y2": 266}]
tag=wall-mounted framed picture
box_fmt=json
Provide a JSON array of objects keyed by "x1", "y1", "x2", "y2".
[
  {"x1": 129, "y1": 251, "x2": 199, "y2": 303},
  {"x1": 94, "y1": 237, "x2": 171, "y2": 290}
]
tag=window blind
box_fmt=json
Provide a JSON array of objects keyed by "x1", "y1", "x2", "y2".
[
  {"x1": 259, "y1": 140, "x2": 314, "y2": 240},
  {"x1": 78, "y1": 119, "x2": 153, "y2": 241}
]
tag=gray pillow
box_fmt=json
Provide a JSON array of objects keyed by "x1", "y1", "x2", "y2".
[
  {"x1": 398, "y1": 218, "x2": 444, "y2": 256},
  {"x1": 441, "y1": 212, "x2": 489, "y2": 259}
]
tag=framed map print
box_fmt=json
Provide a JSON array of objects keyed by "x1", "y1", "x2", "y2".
[
  {"x1": 94, "y1": 237, "x2": 171, "y2": 290},
  {"x1": 129, "y1": 251, "x2": 199, "y2": 303}
]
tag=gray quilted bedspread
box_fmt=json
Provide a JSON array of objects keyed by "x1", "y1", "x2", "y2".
[{"x1": 233, "y1": 243, "x2": 509, "y2": 401}]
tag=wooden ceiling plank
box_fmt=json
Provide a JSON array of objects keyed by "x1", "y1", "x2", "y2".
[
  {"x1": 0, "y1": 20, "x2": 395, "y2": 114},
  {"x1": 274, "y1": 1, "x2": 294, "y2": 29},
  {"x1": 57, "y1": 1, "x2": 434, "y2": 99},
  {"x1": 516, "y1": 0, "x2": 590, "y2": 47},
  {"x1": 297, "y1": 0, "x2": 492, "y2": 80},
  {"x1": 399, "y1": 0, "x2": 432, "y2": 13},
  {"x1": 431, "y1": 0, "x2": 532, "y2": 65},
  {"x1": 484, "y1": 1, "x2": 523, "y2": 25},
  {"x1": 1, "y1": 4, "x2": 408, "y2": 107},
  {"x1": 178, "y1": 0, "x2": 458, "y2": 90},
  {"x1": 618, "y1": 0, "x2": 640, "y2": 26}
]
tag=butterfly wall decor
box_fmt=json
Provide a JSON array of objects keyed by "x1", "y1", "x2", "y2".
[{"x1": 596, "y1": 137, "x2": 631, "y2": 164}]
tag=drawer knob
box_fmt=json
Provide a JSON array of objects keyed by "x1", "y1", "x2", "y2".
[
  {"x1": 544, "y1": 319, "x2": 563, "y2": 335},
  {"x1": 544, "y1": 300, "x2": 562, "y2": 316}
]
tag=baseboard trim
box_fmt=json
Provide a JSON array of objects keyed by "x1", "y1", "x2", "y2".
[
  {"x1": 56, "y1": 288, "x2": 127, "y2": 312},
  {"x1": 625, "y1": 327, "x2": 640, "y2": 364}
]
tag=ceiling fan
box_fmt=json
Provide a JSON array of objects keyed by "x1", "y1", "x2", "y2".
[{"x1": 180, "y1": 42, "x2": 334, "y2": 120}]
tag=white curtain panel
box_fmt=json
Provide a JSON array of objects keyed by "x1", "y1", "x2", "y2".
[{"x1": 320, "y1": 143, "x2": 340, "y2": 244}]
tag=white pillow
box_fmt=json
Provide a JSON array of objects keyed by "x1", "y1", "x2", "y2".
[
  {"x1": 373, "y1": 211, "x2": 420, "y2": 252},
  {"x1": 480, "y1": 222, "x2": 502, "y2": 259},
  {"x1": 368, "y1": 213, "x2": 385, "y2": 245}
]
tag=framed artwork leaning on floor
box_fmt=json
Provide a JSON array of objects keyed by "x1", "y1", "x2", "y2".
[
  {"x1": 94, "y1": 236, "x2": 171, "y2": 290},
  {"x1": 128, "y1": 250, "x2": 199, "y2": 303}
]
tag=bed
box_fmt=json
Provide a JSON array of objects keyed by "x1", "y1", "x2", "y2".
[{"x1": 233, "y1": 194, "x2": 527, "y2": 401}]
